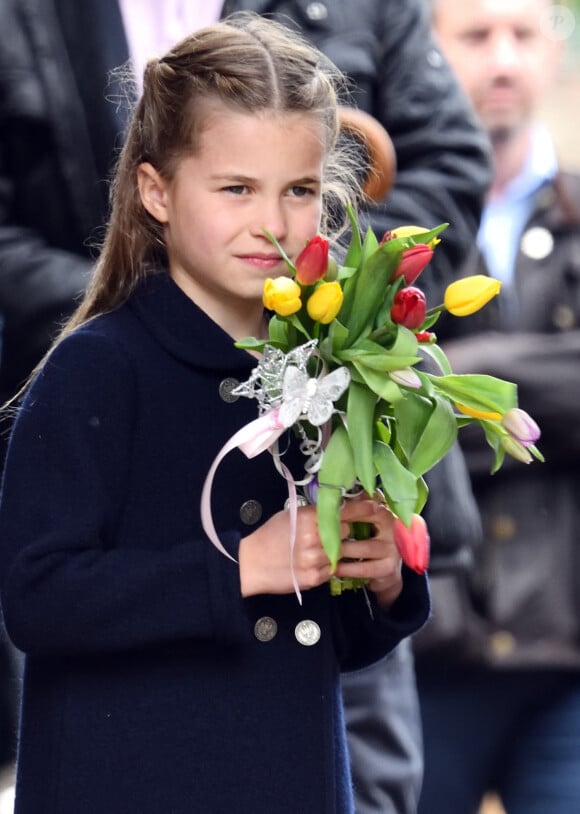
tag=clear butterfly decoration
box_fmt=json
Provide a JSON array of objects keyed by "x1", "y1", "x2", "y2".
[
  {"x1": 233, "y1": 340, "x2": 319, "y2": 411},
  {"x1": 279, "y1": 365, "x2": 350, "y2": 427}
]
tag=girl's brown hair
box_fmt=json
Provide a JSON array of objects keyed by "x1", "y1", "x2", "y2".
[{"x1": 59, "y1": 12, "x2": 358, "y2": 340}]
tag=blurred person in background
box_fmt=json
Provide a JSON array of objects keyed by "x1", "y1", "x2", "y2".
[
  {"x1": 415, "y1": 1, "x2": 580, "y2": 813},
  {"x1": 0, "y1": 1, "x2": 491, "y2": 810}
]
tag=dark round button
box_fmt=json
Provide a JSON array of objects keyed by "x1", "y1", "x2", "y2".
[
  {"x1": 218, "y1": 378, "x2": 240, "y2": 403},
  {"x1": 254, "y1": 616, "x2": 277, "y2": 642},
  {"x1": 239, "y1": 500, "x2": 263, "y2": 525}
]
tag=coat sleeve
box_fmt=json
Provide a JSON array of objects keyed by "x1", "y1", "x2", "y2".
[
  {"x1": 333, "y1": 569, "x2": 430, "y2": 673},
  {"x1": 0, "y1": 331, "x2": 253, "y2": 658},
  {"x1": 363, "y1": 0, "x2": 492, "y2": 304}
]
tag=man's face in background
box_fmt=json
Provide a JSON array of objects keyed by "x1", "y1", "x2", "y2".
[{"x1": 433, "y1": 0, "x2": 562, "y2": 143}]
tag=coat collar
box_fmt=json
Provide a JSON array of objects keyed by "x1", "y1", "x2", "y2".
[{"x1": 129, "y1": 272, "x2": 259, "y2": 373}]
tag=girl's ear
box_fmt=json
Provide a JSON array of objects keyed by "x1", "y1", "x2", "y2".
[{"x1": 137, "y1": 162, "x2": 169, "y2": 223}]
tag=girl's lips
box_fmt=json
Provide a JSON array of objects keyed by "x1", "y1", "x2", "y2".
[{"x1": 238, "y1": 254, "x2": 286, "y2": 270}]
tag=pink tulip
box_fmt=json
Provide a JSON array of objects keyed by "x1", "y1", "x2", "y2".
[
  {"x1": 393, "y1": 514, "x2": 430, "y2": 574},
  {"x1": 501, "y1": 408, "x2": 540, "y2": 448},
  {"x1": 294, "y1": 236, "x2": 329, "y2": 285}
]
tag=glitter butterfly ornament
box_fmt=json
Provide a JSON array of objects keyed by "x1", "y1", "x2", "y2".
[
  {"x1": 202, "y1": 205, "x2": 543, "y2": 596},
  {"x1": 279, "y1": 366, "x2": 351, "y2": 427}
]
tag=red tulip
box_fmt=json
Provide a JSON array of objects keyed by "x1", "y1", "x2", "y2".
[
  {"x1": 415, "y1": 330, "x2": 436, "y2": 343},
  {"x1": 390, "y1": 286, "x2": 427, "y2": 329},
  {"x1": 393, "y1": 514, "x2": 430, "y2": 574},
  {"x1": 393, "y1": 244, "x2": 433, "y2": 285},
  {"x1": 294, "y1": 236, "x2": 329, "y2": 285}
]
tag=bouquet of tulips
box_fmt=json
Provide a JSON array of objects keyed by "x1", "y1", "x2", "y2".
[{"x1": 225, "y1": 208, "x2": 542, "y2": 588}]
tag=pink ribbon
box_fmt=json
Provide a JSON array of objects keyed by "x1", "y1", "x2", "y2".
[{"x1": 201, "y1": 409, "x2": 302, "y2": 603}]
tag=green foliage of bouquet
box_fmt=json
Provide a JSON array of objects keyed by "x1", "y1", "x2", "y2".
[{"x1": 235, "y1": 207, "x2": 543, "y2": 576}]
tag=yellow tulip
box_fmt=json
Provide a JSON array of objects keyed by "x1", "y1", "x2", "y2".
[
  {"x1": 454, "y1": 402, "x2": 502, "y2": 421},
  {"x1": 444, "y1": 275, "x2": 501, "y2": 317},
  {"x1": 391, "y1": 224, "x2": 441, "y2": 249},
  {"x1": 306, "y1": 281, "x2": 344, "y2": 324},
  {"x1": 263, "y1": 277, "x2": 302, "y2": 317}
]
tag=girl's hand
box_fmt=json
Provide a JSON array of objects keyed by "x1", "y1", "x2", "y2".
[
  {"x1": 334, "y1": 497, "x2": 403, "y2": 609},
  {"x1": 239, "y1": 505, "x2": 347, "y2": 597},
  {"x1": 239, "y1": 497, "x2": 403, "y2": 608}
]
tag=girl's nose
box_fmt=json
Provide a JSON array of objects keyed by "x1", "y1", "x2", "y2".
[{"x1": 251, "y1": 199, "x2": 288, "y2": 241}]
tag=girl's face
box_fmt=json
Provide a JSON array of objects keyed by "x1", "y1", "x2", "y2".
[{"x1": 138, "y1": 106, "x2": 326, "y2": 338}]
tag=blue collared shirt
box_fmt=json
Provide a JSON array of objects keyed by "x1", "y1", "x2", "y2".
[{"x1": 477, "y1": 124, "x2": 558, "y2": 288}]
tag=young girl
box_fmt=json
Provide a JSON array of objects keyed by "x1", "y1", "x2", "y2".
[{"x1": 0, "y1": 14, "x2": 429, "y2": 813}]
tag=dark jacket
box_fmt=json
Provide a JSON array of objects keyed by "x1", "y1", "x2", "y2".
[
  {"x1": 0, "y1": 0, "x2": 491, "y2": 404},
  {"x1": 415, "y1": 171, "x2": 580, "y2": 669},
  {"x1": 0, "y1": 272, "x2": 429, "y2": 813}
]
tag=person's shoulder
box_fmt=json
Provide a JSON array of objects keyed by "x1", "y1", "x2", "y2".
[{"x1": 39, "y1": 308, "x2": 138, "y2": 388}]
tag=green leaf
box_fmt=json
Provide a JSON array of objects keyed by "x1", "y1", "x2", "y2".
[
  {"x1": 329, "y1": 319, "x2": 350, "y2": 354},
  {"x1": 337, "y1": 266, "x2": 358, "y2": 281},
  {"x1": 416, "y1": 475, "x2": 429, "y2": 513},
  {"x1": 426, "y1": 373, "x2": 517, "y2": 415},
  {"x1": 394, "y1": 394, "x2": 458, "y2": 475},
  {"x1": 318, "y1": 423, "x2": 357, "y2": 488},
  {"x1": 235, "y1": 336, "x2": 285, "y2": 352},
  {"x1": 349, "y1": 352, "x2": 421, "y2": 372},
  {"x1": 267, "y1": 316, "x2": 290, "y2": 348},
  {"x1": 529, "y1": 444, "x2": 545, "y2": 463},
  {"x1": 373, "y1": 441, "x2": 419, "y2": 525},
  {"x1": 346, "y1": 382, "x2": 377, "y2": 494},
  {"x1": 419, "y1": 343, "x2": 453, "y2": 375},
  {"x1": 317, "y1": 423, "x2": 357, "y2": 568},
  {"x1": 317, "y1": 486, "x2": 343, "y2": 570},
  {"x1": 287, "y1": 313, "x2": 312, "y2": 340},
  {"x1": 352, "y1": 361, "x2": 404, "y2": 402},
  {"x1": 389, "y1": 223, "x2": 449, "y2": 250},
  {"x1": 342, "y1": 243, "x2": 403, "y2": 346}
]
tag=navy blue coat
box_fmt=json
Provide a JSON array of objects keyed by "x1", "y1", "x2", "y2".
[{"x1": 0, "y1": 272, "x2": 429, "y2": 814}]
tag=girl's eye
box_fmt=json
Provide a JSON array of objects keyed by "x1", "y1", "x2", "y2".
[
  {"x1": 288, "y1": 186, "x2": 315, "y2": 198},
  {"x1": 223, "y1": 185, "x2": 249, "y2": 195}
]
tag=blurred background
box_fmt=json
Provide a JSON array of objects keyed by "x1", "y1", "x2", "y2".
[{"x1": 538, "y1": 0, "x2": 580, "y2": 168}]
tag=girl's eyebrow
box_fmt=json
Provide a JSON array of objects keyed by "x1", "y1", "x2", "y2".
[
  {"x1": 209, "y1": 174, "x2": 257, "y2": 184},
  {"x1": 209, "y1": 173, "x2": 321, "y2": 185}
]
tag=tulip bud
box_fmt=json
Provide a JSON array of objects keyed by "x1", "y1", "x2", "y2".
[
  {"x1": 501, "y1": 435, "x2": 533, "y2": 464},
  {"x1": 501, "y1": 408, "x2": 540, "y2": 448},
  {"x1": 389, "y1": 368, "x2": 422, "y2": 389},
  {"x1": 444, "y1": 275, "x2": 501, "y2": 317},
  {"x1": 390, "y1": 286, "x2": 427, "y2": 329},
  {"x1": 382, "y1": 224, "x2": 441, "y2": 250},
  {"x1": 295, "y1": 236, "x2": 329, "y2": 285},
  {"x1": 393, "y1": 514, "x2": 430, "y2": 574},
  {"x1": 304, "y1": 477, "x2": 319, "y2": 505},
  {"x1": 306, "y1": 281, "x2": 344, "y2": 324},
  {"x1": 263, "y1": 277, "x2": 302, "y2": 317},
  {"x1": 415, "y1": 331, "x2": 436, "y2": 343},
  {"x1": 324, "y1": 255, "x2": 339, "y2": 282},
  {"x1": 393, "y1": 244, "x2": 434, "y2": 285}
]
